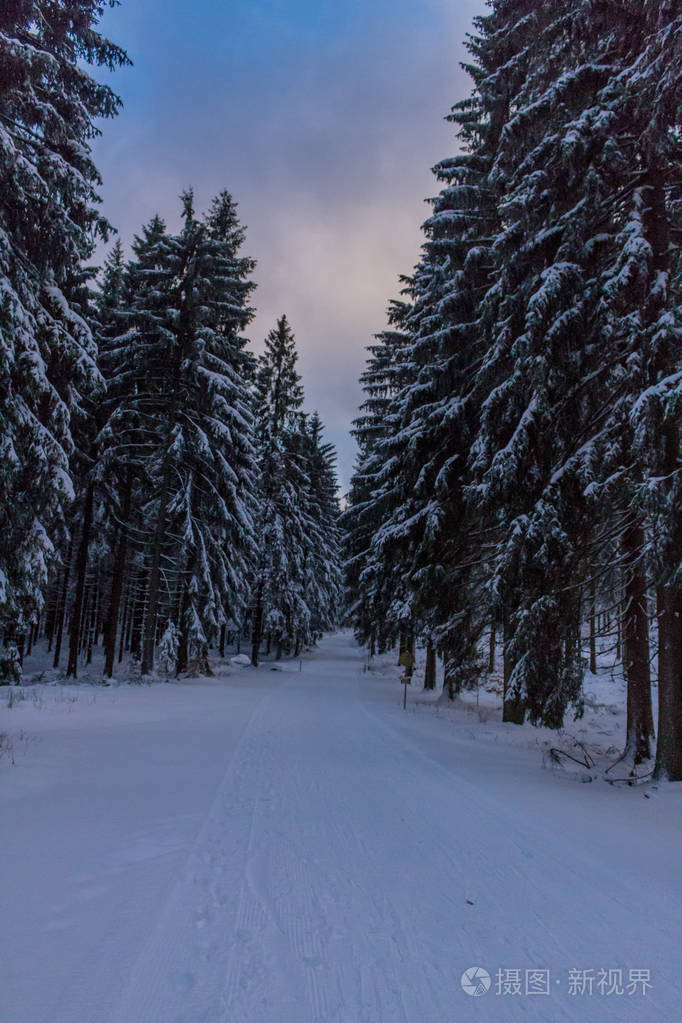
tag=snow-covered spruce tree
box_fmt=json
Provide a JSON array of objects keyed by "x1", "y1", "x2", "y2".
[
  {"x1": 99, "y1": 192, "x2": 258, "y2": 676},
  {"x1": 456, "y1": 1, "x2": 659, "y2": 732},
  {"x1": 461, "y1": 1, "x2": 619, "y2": 727},
  {"x1": 90, "y1": 239, "x2": 131, "y2": 677},
  {"x1": 249, "y1": 315, "x2": 317, "y2": 664},
  {"x1": 345, "y1": 1, "x2": 526, "y2": 694},
  {"x1": 0, "y1": 1, "x2": 128, "y2": 679},
  {"x1": 62, "y1": 246, "x2": 127, "y2": 679},
  {"x1": 369, "y1": 1, "x2": 522, "y2": 695},
  {"x1": 95, "y1": 219, "x2": 166, "y2": 676},
  {"x1": 458, "y1": 0, "x2": 680, "y2": 745},
  {"x1": 343, "y1": 301, "x2": 413, "y2": 654},
  {"x1": 170, "y1": 192, "x2": 258, "y2": 675},
  {"x1": 300, "y1": 412, "x2": 343, "y2": 641},
  {"x1": 591, "y1": 0, "x2": 682, "y2": 773}
]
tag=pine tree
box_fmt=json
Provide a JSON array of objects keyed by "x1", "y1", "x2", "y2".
[
  {"x1": 0, "y1": 1, "x2": 128, "y2": 678},
  {"x1": 591, "y1": 0, "x2": 682, "y2": 772},
  {"x1": 346, "y1": 0, "x2": 681, "y2": 758},
  {"x1": 92, "y1": 240, "x2": 131, "y2": 677},
  {"x1": 301, "y1": 412, "x2": 343, "y2": 641},
  {"x1": 345, "y1": 2, "x2": 515, "y2": 687},
  {"x1": 98, "y1": 192, "x2": 258, "y2": 676},
  {"x1": 343, "y1": 302, "x2": 412, "y2": 653},
  {"x1": 250, "y1": 315, "x2": 311, "y2": 664},
  {"x1": 464, "y1": 0, "x2": 613, "y2": 726}
]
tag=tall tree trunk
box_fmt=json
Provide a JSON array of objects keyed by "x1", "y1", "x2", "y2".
[
  {"x1": 176, "y1": 577, "x2": 190, "y2": 675},
  {"x1": 141, "y1": 467, "x2": 172, "y2": 675},
  {"x1": 78, "y1": 581, "x2": 91, "y2": 655},
  {"x1": 103, "y1": 476, "x2": 132, "y2": 677},
  {"x1": 641, "y1": 163, "x2": 680, "y2": 774},
  {"x1": 589, "y1": 577, "x2": 597, "y2": 675},
  {"x1": 488, "y1": 623, "x2": 495, "y2": 673},
  {"x1": 52, "y1": 539, "x2": 73, "y2": 669},
  {"x1": 66, "y1": 485, "x2": 94, "y2": 678},
  {"x1": 655, "y1": 585, "x2": 682, "y2": 780},
  {"x1": 45, "y1": 584, "x2": 57, "y2": 652},
  {"x1": 130, "y1": 564, "x2": 147, "y2": 659},
  {"x1": 653, "y1": 418, "x2": 682, "y2": 780},
  {"x1": 502, "y1": 613, "x2": 524, "y2": 724},
  {"x1": 16, "y1": 631, "x2": 25, "y2": 668},
  {"x1": 424, "y1": 639, "x2": 436, "y2": 690},
  {"x1": 251, "y1": 579, "x2": 264, "y2": 667},
  {"x1": 621, "y1": 523, "x2": 654, "y2": 764},
  {"x1": 86, "y1": 574, "x2": 98, "y2": 665},
  {"x1": 442, "y1": 651, "x2": 455, "y2": 700},
  {"x1": 118, "y1": 586, "x2": 129, "y2": 664}
]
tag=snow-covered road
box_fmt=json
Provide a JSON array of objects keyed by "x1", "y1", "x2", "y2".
[{"x1": 2, "y1": 632, "x2": 679, "y2": 1022}]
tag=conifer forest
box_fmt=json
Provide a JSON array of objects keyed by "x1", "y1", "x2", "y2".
[
  {"x1": 0, "y1": 5, "x2": 343, "y2": 687},
  {"x1": 343, "y1": 1, "x2": 682, "y2": 782},
  {"x1": 2, "y1": 4, "x2": 682, "y2": 1022},
  {"x1": 3, "y1": 1, "x2": 679, "y2": 777}
]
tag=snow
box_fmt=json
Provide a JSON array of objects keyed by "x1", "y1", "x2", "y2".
[
  {"x1": 1, "y1": 631, "x2": 680, "y2": 1022},
  {"x1": 231, "y1": 653, "x2": 252, "y2": 666}
]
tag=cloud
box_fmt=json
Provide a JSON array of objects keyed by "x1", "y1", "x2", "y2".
[{"x1": 92, "y1": 0, "x2": 487, "y2": 488}]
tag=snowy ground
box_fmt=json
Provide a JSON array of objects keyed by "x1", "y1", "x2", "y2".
[
  {"x1": 1, "y1": 631, "x2": 680, "y2": 1022},
  {"x1": 369, "y1": 637, "x2": 653, "y2": 782}
]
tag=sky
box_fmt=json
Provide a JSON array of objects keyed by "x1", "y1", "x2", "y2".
[{"x1": 92, "y1": 0, "x2": 487, "y2": 491}]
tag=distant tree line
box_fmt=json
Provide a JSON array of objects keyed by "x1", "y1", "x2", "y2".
[
  {"x1": 344, "y1": 1, "x2": 682, "y2": 780},
  {"x1": 0, "y1": 2, "x2": 342, "y2": 683}
]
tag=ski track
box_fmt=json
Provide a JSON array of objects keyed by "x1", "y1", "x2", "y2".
[
  {"x1": 103, "y1": 634, "x2": 678, "y2": 1022},
  {"x1": 3, "y1": 633, "x2": 678, "y2": 1023}
]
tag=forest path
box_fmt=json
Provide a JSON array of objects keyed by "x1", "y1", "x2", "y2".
[{"x1": 1, "y1": 632, "x2": 679, "y2": 1022}]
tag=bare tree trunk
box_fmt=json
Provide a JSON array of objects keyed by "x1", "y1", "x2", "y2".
[
  {"x1": 655, "y1": 585, "x2": 682, "y2": 780},
  {"x1": 424, "y1": 639, "x2": 436, "y2": 690},
  {"x1": 16, "y1": 631, "x2": 25, "y2": 667},
  {"x1": 653, "y1": 411, "x2": 682, "y2": 780},
  {"x1": 488, "y1": 623, "x2": 495, "y2": 673},
  {"x1": 104, "y1": 477, "x2": 132, "y2": 677},
  {"x1": 589, "y1": 578, "x2": 597, "y2": 674},
  {"x1": 66, "y1": 485, "x2": 94, "y2": 678},
  {"x1": 502, "y1": 614, "x2": 524, "y2": 724},
  {"x1": 130, "y1": 564, "x2": 147, "y2": 659},
  {"x1": 251, "y1": 579, "x2": 264, "y2": 667},
  {"x1": 104, "y1": 546, "x2": 125, "y2": 675},
  {"x1": 118, "y1": 587, "x2": 129, "y2": 665},
  {"x1": 176, "y1": 577, "x2": 190, "y2": 675},
  {"x1": 141, "y1": 466, "x2": 172, "y2": 675},
  {"x1": 52, "y1": 539, "x2": 74, "y2": 670},
  {"x1": 45, "y1": 584, "x2": 57, "y2": 653},
  {"x1": 86, "y1": 573, "x2": 99, "y2": 665},
  {"x1": 442, "y1": 651, "x2": 455, "y2": 700},
  {"x1": 622, "y1": 523, "x2": 654, "y2": 764}
]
